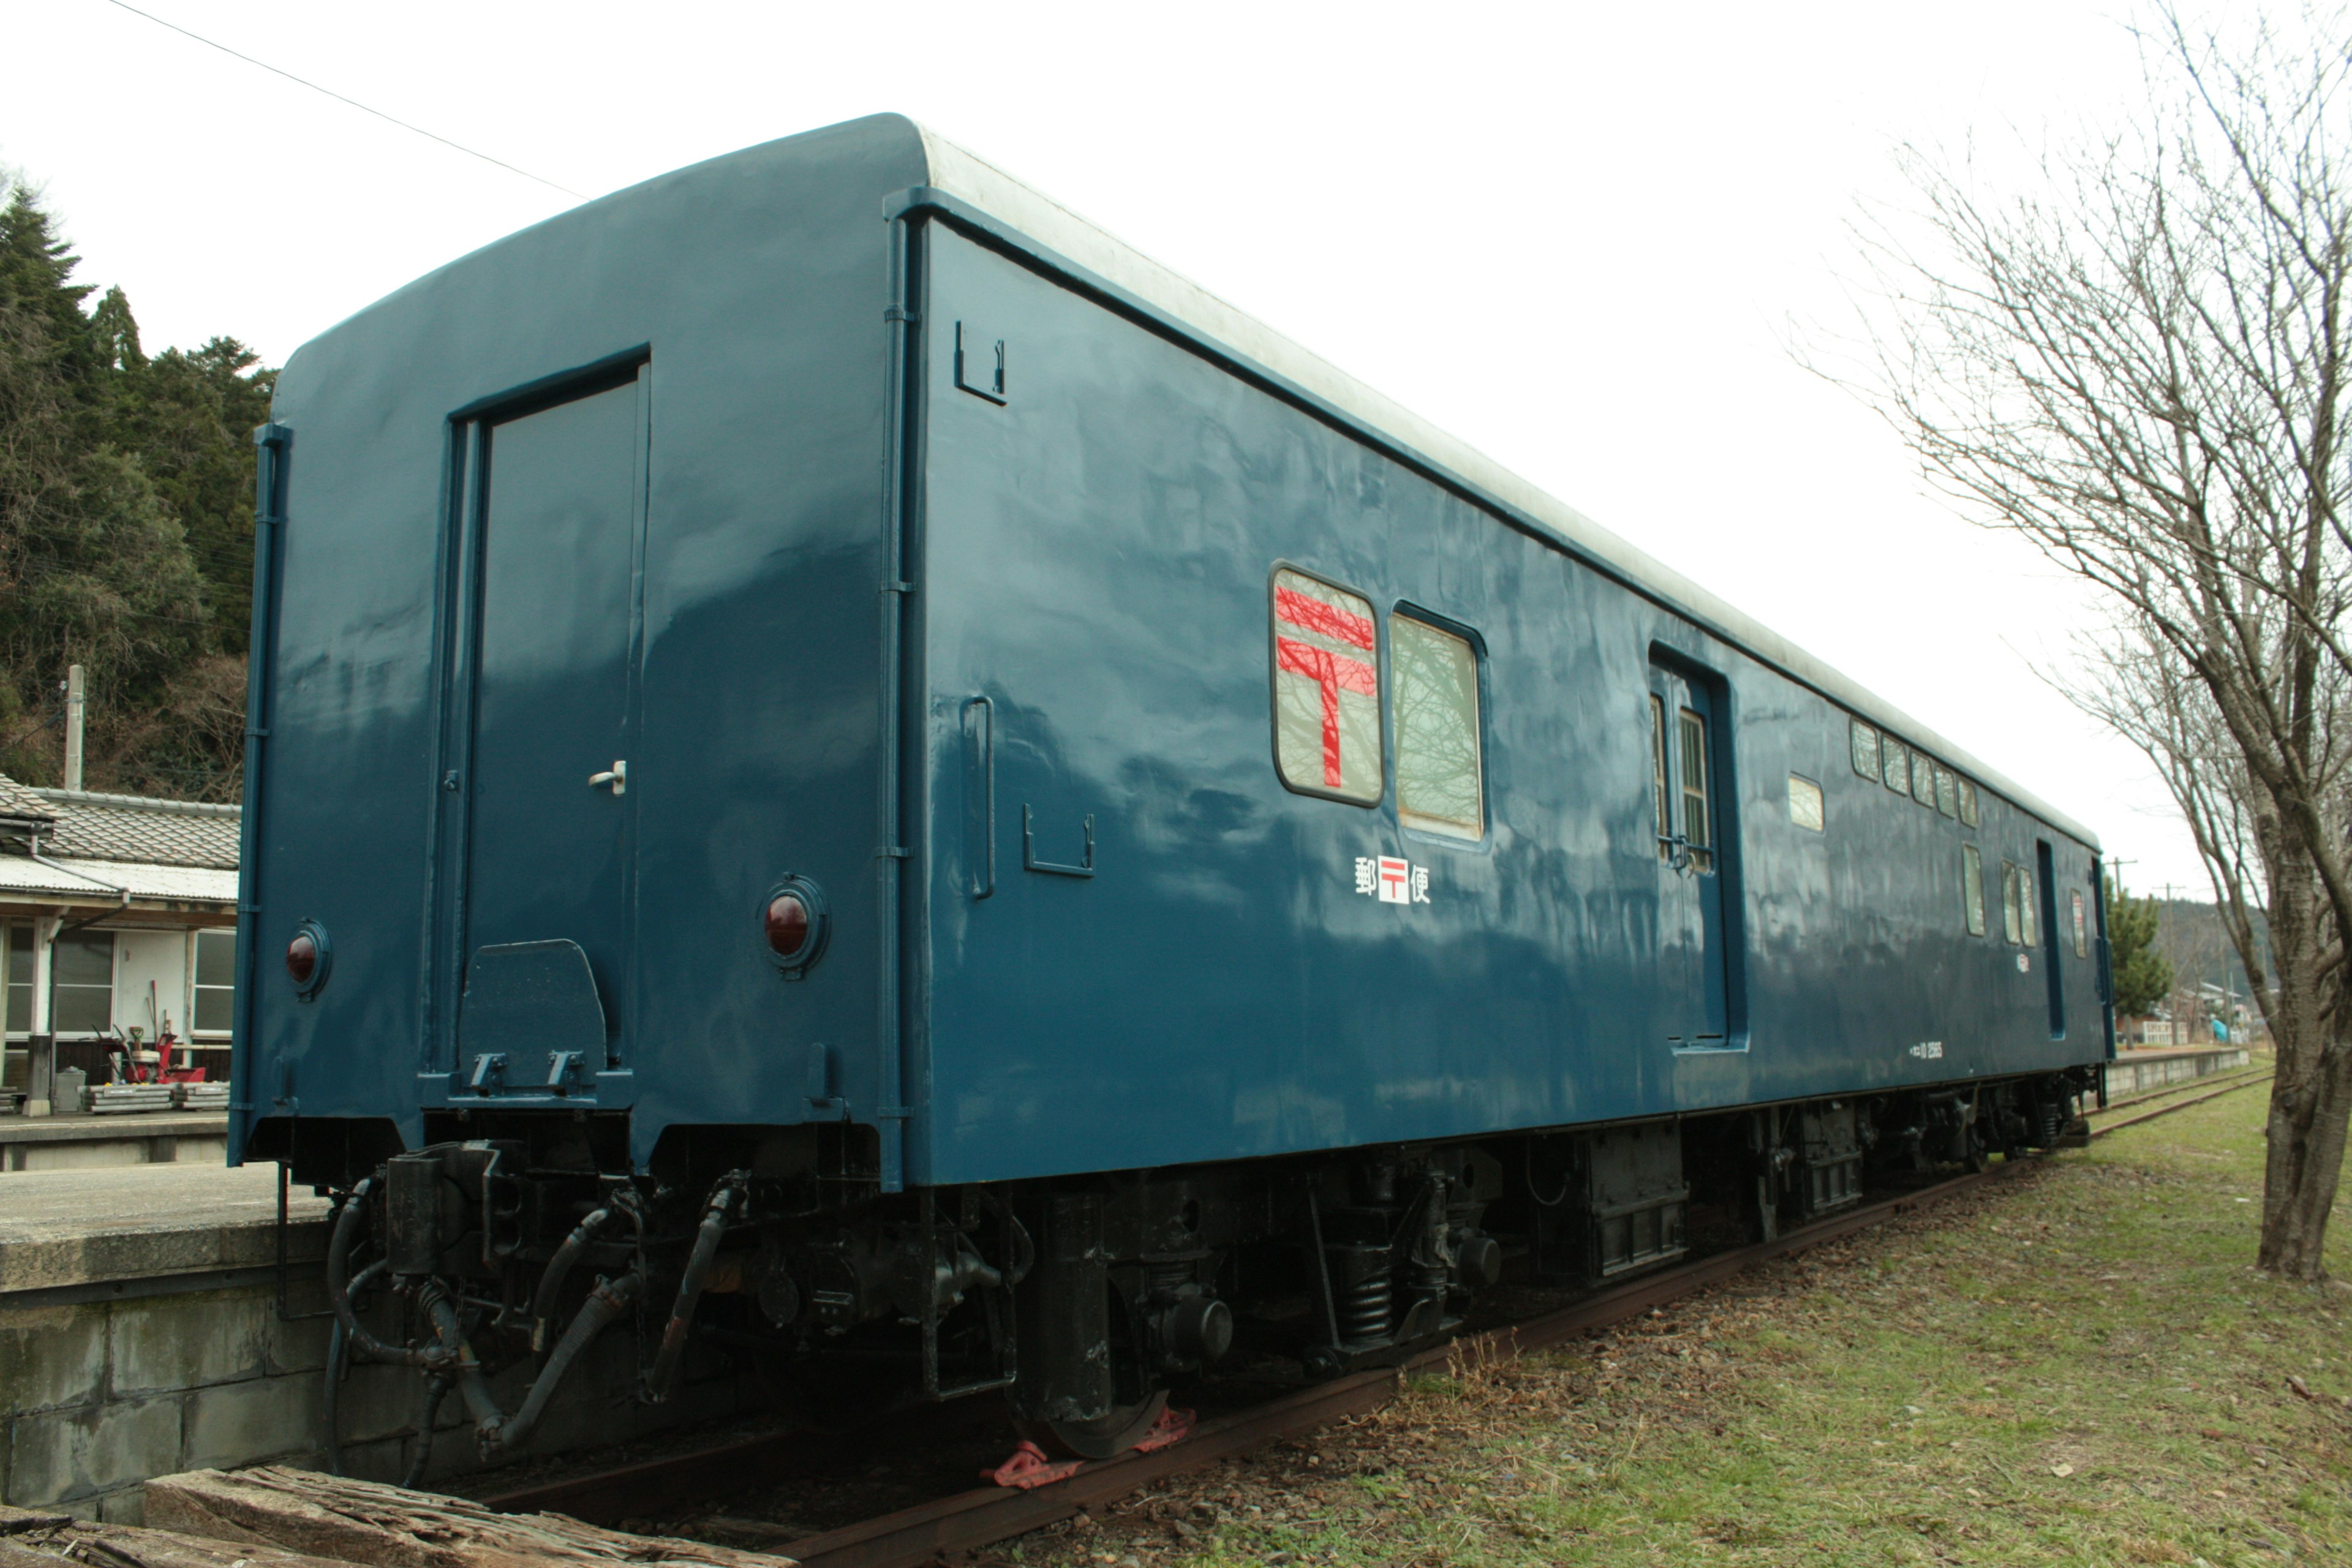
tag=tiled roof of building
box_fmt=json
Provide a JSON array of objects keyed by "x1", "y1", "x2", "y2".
[
  {"x1": 28, "y1": 788, "x2": 241, "y2": 870},
  {"x1": 0, "y1": 775, "x2": 56, "y2": 825}
]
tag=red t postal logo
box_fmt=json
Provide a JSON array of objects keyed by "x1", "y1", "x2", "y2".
[{"x1": 1354, "y1": 856, "x2": 1433, "y2": 905}]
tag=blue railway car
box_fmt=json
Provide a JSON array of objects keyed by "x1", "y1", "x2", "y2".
[{"x1": 238, "y1": 115, "x2": 2111, "y2": 1456}]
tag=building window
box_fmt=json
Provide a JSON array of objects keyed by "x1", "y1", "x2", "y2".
[
  {"x1": 50, "y1": 930, "x2": 115, "y2": 1036},
  {"x1": 1390, "y1": 615, "x2": 1483, "y2": 839},
  {"x1": 1963, "y1": 845, "x2": 1986, "y2": 935},
  {"x1": 1651, "y1": 696, "x2": 1672, "y2": 861},
  {"x1": 1272, "y1": 569, "x2": 1382, "y2": 804},
  {"x1": 1934, "y1": 766, "x2": 1959, "y2": 818},
  {"x1": 2071, "y1": 889, "x2": 2087, "y2": 958},
  {"x1": 1679, "y1": 707, "x2": 1714, "y2": 873},
  {"x1": 1881, "y1": 737, "x2": 1910, "y2": 794},
  {"x1": 1958, "y1": 777, "x2": 1980, "y2": 827},
  {"x1": 2002, "y1": 862, "x2": 2024, "y2": 944},
  {"x1": 194, "y1": 929, "x2": 237, "y2": 1036},
  {"x1": 1788, "y1": 774, "x2": 1825, "y2": 832},
  {"x1": 4, "y1": 922, "x2": 30, "y2": 1035},
  {"x1": 1850, "y1": 720, "x2": 1880, "y2": 780},
  {"x1": 1910, "y1": 750, "x2": 1937, "y2": 807}
]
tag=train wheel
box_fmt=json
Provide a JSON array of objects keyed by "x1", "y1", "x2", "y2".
[{"x1": 1019, "y1": 1389, "x2": 1170, "y2": 1460}]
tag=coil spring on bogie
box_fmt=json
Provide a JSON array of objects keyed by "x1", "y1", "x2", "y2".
[{"x1": 1337, "y1": 1271, "x2": 1392, "y2": 1344}]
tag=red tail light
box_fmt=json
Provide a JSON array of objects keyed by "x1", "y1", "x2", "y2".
[
  {"x1": 286, "y1": 931, "x2": 319, "y2": 985},
  {"x1": 764, "y1": 894, "x2": 811, "y2": 959},
  {"x1": 760, "y1": 879, "x2": 826, "y2": 977}
]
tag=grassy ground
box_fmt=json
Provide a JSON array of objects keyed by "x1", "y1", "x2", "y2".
[{"x1": 1017, "y1": 1079, "x2": 2352, "y2": 1567}]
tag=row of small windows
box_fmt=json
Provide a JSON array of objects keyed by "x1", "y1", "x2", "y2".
[
  {"x1": 1267, "y1": 574, "x2": 2071, "y2": 944},
  {"x1": 1270, "y1": 569, "x2": 1485, "y2": 839},
  {"x1": 1956, "y1": 846, "x2": 2090, "y2": 956},
  {"x1": 1267, "y1": 567, "x2": 1740, "y2": 871},
  {"x1": 1850, "y1": 719, "x2": 1978, "y2": 827}
]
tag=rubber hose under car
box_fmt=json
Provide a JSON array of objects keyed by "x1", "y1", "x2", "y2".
[
  {"x1": 319, "y1": 1256, "x2": 386, "y2": 1476},
  {"x1": 646, "y1": 1179, "x2": 741, "y2": 1402},
  {"x1": 426, "y1": 1271, "x2": 645, "y2": 1455},
  {"x1": 402, "y1": 1374, "x2": 451, "y2": 1488},
  {"x1": 325, "y1": 1180, "x2": 437, "y2": 1368},
  {"x1": 530, "y1": 1206, "x2": 610, "y2": 1354}
]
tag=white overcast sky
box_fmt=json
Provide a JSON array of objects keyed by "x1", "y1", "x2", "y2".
[{"x1": 7, "y1": 0, "x2": 2228, "y2": 894}]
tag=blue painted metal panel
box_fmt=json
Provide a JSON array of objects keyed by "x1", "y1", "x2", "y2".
[
  {"x1": 237, "y1": 117, "x2": 932, "y2": 1164},
  {"x1": 455, "y1": 377, "x2": 644, "y2": 1069},
  {"x1": 911, "y1": 219, "x2": 2107, "y2": 1186},
  {"x1": 237, "y1": 116, "x2": 2108, "y2": 1189}
]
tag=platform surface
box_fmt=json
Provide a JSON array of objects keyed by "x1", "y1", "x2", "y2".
[
  {"x1": 0, "y1": 1110, "x2": 229, "y2": 1146},
  {"x1": 0, "y1": 1161, "x2": 330, "y2": 1294}
]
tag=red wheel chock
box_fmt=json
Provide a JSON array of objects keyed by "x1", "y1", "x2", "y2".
[
  {"x1": 981, "y1": 1407, "x2": 1197, "y2": 1488},
  {"x1": 1133, "y1": 1404, "x2": 1196, "y2": 1453},
  {"x1": 982, "y1": 1441, "x2": 1084, "y2": 1489}
]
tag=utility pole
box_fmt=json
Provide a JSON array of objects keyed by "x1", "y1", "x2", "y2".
[{"x1": 62, "y1": 663, "x2": 85, "y2": 793}]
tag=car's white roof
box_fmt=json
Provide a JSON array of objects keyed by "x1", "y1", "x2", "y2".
[{"x1": 916, "y1": 126, "x2": 2097, "y2": 849}]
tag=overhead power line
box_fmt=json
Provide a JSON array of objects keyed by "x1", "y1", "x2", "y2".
[{"x1": 97, "y1": 0, "x2": 587, "y2": 200}]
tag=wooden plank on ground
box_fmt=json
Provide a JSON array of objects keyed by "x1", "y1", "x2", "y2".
[
  {"x1": 0, "y1": 1502, "x2": 356, "y2": 1568},
  {"x1": 142, "y1": 1469, "x2": 797, "y2": 1568}
]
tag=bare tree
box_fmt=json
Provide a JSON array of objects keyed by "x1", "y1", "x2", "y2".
[
  {"x1": 1830, "y1": 4, "x2": 2352, "y2": 1278},
  {"x1": 2073, "y1": 617, "x2": 2324, "y2": 1051}
]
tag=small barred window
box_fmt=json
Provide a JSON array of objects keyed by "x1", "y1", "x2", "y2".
[
  {"x1": 1272, "y1": 570, "x2": 1381, "y2": 804},
  {"x1": 1392, "y1": 615, "x2": 1483, "y2": 839},
  {"x1": 1789, "y1": 774, "x2": 1825, "y2": 832},
  {"x1": 1850, "y1": 720, "x2": 1880, "y2": 780}
]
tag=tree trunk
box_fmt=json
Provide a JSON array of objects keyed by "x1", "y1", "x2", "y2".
[
  {"x1": 2254, "y1": 816, "x2": 2352, "y2": 1280},
  {"x1": 2259, "y1": 1029, "x2": 2352, "y2": 1278}
]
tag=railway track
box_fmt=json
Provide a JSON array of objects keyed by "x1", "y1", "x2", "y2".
[
  {"x1": 477, "y1": 1067, "x2": 2272, "y2": 1568},
  {"x1": 2092, "y1": 1064, "x2": 2273, "y2": 1131}
]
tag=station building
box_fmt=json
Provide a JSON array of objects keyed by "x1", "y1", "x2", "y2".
[{"x1": 0, "y1": 773, "x2": 239, "y2": 1106}]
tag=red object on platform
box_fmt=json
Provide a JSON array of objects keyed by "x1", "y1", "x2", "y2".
[
  {"x1": 982, "y1": 1441, "x2": 1083, "y2": 1490},
  {"x1": 1132, "y1": 1405, "x2": 1196, "y2": 1453}
]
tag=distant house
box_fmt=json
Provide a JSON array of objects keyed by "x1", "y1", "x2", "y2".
[{"x1": 0, "y1": 774, "x2": 239, "y2": 1102}]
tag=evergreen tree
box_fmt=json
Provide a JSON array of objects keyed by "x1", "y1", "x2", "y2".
[
  {"x1": 0, "y1": 168, "x2": 271, "y2": 799},
  {"x1": 0, "y1": 183, "x2": 98, "y2": 380},
  {"x1": 2106, "y1": 883, "x2": 2173, "y2": 1019},
  {"x1": 116, "y1": 335, "x2": 274, "y2": 652}
]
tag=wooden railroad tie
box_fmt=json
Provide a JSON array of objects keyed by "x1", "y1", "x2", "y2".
[
  {"x1": 1, "y1": 1502, "x2": 355, "y2": 1568},
  {"x1": 130, "y1": 1469, "x2": 797, "y2": 1568}
]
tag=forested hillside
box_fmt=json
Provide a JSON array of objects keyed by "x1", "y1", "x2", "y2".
[{"x1": 0, "y1": 168, "x2": 270, "y2": 802}]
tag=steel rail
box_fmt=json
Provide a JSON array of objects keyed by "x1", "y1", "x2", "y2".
[
  {"x1": 760, "y1": 1169, "x2": 2013, "y2": 1568},
  {"x1": 2087, "y1": 1069, "x2": 2271, "y2": 1136},
  {"x1": 2097, "y1": 1061, "x2": 2268, "y2": 1112},
  {"x1": 482, "y1": 1080, "x2": 2266, "y2": 1568},
  {"x1": 473, "y1": 1408, "x2": 946, "y2": 1527}
]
